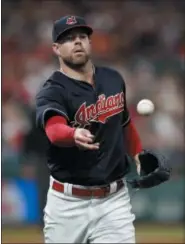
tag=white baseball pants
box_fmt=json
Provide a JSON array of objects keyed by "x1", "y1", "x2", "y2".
[{"x1": 43, "y1": 177, "x2": 136, "y2": 243}]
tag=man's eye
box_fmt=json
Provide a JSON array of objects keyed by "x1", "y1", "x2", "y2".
[
  {"x1": 80, "y1": 35, "x2": 86, "y2": 39},
  {"x1": 66, "y1": 35, "x2": 73, "y2": 41},
  {"x1": 63, "y1": 34, "x2": 87, "y2": 41}
]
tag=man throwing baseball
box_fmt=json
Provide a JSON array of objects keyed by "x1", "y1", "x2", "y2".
[{"x1": 36, "y1": 15, "x2": 171, "y2": 243}]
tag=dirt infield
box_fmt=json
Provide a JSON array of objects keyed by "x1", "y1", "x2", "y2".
[{"x1": 2, "y1": 223, "x2": 184, "y2": 243}]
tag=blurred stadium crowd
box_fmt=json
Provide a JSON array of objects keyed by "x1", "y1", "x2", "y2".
[{"x1": 2, "y1": 0, "x2": 185, "y2": 180}]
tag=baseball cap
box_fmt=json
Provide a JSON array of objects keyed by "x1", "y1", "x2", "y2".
[{"x1": 52, "y1": 15, "x2": 93, "y2": 42}]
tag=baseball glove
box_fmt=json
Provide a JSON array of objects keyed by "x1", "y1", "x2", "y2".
[{"x1": 127, "y1": 150, "x2": 171, "y2": 188}]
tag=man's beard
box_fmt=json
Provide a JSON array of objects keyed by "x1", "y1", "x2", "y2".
[{"x1": 63, "y1": 54, "x2": 89, "y2": 70}]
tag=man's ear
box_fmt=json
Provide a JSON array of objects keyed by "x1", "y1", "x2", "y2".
[
  {"x1": 88, "y1": 35, "x2": 92, "y2": 44},
  {"x1": 52, "y1": 43, "x2": 60, "y2": 56}
]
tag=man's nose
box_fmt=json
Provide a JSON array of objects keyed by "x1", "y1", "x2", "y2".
[{"x1": 74, "y1": 36, "x2": 81, "y2": 44}]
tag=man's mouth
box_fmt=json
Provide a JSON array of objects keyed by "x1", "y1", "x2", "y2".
[{"x1": 74, "y1": 49, "x2": 84, "y2": 53}]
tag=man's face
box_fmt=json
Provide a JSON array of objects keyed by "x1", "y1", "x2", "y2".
[{"x1": 53, "y1": 28, "x2": 92, "y2": 68}]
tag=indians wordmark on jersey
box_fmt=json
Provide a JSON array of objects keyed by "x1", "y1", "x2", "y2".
[{"x1": 72, "y1": 92, "x2": 124, "y2": 127}]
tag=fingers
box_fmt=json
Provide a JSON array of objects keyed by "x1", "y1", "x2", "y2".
[
  {"x1": 76, "y1": 141, "x2": 100, "y2": 150},
  {"x1": 76, "y1": 134, "x2": 94, "y2": 144},
  {"x1": 74, "y1": 128, "x2": 100, "y2": 150},
  {"x1": 81, "y1": 129, "x2": 94, "y2": 137},
  {"x1": 81, "y1": 129, "x2": 95, "y2": 141},
  {"x1": 74, "y1": 128, "x2": 95, "y2": 144}
]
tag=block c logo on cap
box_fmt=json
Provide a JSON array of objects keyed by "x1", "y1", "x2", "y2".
[{"x1": 66, "y1": 16, "x2": 77, "y2": 25}]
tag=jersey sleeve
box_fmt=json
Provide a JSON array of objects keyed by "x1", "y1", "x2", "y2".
[{"x1": 36, "y1": 84, "x2": 69, "y2": 130}]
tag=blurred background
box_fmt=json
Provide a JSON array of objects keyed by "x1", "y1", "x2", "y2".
[{"x1": 1, "y1": 0, "x2": 185, "y2": 243}]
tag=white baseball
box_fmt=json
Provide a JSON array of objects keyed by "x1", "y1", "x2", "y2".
[{"x1": 137, "y1": 99, "x2": 155, "y2": 115}]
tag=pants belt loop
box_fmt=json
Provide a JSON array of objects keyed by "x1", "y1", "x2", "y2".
[
  {"x1": 64, "y1": 183, "x2": 73, "y2": 196},
  {"x1": 50, "y1": 176, "x2": 55, "y2": 188},
  {"x1": 109, "y1": 181, "x2": 118, "y2": 194}
]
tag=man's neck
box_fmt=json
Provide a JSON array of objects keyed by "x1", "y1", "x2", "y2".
[{"x1": 59, "y1": 61, "x2": 94, "y2": 84}]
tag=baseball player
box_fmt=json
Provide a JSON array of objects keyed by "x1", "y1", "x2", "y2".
[{"x1": 36, "y1": 15, "x2": 171, "y2": 243}]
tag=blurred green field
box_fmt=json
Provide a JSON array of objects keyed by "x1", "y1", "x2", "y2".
[{"x1": 2, "y1": 223, "x2": 184, "y2": 243}]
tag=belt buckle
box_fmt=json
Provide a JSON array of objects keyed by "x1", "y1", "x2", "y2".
[
  {"x1": 89, "y1": 185, "x2": 110, "y2": 198},
  {"x1": 91, "y1": 190, "x2": 96, "y2": 197},
  {"x1": 90, "y1": 187, "x2": 105, "y2": 198},
  {"x1": 103, "y1": 186, "x2": 110, "y2": 197},
  {"x1": 85, "y1": 187, "x2": 95, "y2": 197}
]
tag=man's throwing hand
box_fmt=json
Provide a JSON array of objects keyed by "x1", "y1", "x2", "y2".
[{"x1": 74, "y1": 128, "x2": 100, "y2": 150}]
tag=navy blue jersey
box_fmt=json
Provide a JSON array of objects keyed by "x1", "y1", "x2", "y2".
[{"x1": 36, "y1": 66, "x2": 131, "y2": 186}]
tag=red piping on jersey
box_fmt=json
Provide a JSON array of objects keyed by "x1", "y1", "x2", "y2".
[
  {"x1": 45, "y1": 116, "x2": 75, "y2": 147},
  {"x1": 124, "y1": 120, "x2": 142, "y2": 156}
]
